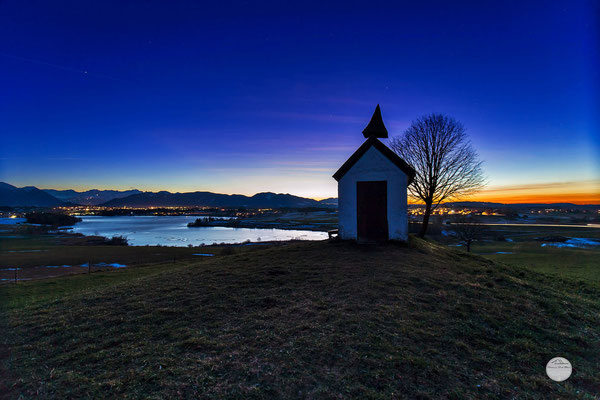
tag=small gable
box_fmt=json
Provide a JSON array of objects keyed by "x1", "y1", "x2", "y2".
[{"x1": 332, "y1": 137, "x2": 416, "y2": 184}]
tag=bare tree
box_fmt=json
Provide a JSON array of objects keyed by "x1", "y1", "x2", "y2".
[
  {"x1": 390, "y1": 114, "x2": 485, "y2": 237},
  {"x1": 450, "y1": 215, "x2": 486, "y2": 252}
]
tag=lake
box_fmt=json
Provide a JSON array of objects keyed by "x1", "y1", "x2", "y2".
[{"x1": 70, "y1": 215, "x2": 328, "y2": 246}]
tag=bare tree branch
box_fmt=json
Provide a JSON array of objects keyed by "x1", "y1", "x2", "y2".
[
  {"x1": 450, "y1": 215, "x2": 486, "y2": 252},
  {"x1": 389, "y1": 113, "x2": 485, "y2": 236}
]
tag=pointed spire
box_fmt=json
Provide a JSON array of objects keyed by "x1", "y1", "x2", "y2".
[{"x1": 362, "y1": 104, "x2": 389, "y2": 138}]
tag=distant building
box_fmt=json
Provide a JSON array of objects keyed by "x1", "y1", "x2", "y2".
[{"x1": 333, "y1": 105, "x2": 415, "y2": 241}]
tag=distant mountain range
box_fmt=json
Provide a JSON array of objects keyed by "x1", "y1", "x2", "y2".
[
  {"x1": 101, "y1": 191, "x2": 333, "y2": 208},
  {"x1": 43, "y1": 188, "x2": 142, "y2": 206},
  {"x1": 0, "y1": 182, "x2": 68, "y2": 207},
  {"x1": 0, "y1": 182, "x2": 335, "y2": 208},
  {"x1": 2, "y1": 182, "x2": 596, "y2": 209},
  {"x1": 317, "y1": 197, "x2": 338, "y2": 207}
]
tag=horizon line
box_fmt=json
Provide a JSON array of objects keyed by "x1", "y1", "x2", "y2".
[{"x1": 2, "y1": 181, "x2": 599, "y2": 206}]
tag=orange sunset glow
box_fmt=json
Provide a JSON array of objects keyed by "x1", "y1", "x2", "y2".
[
  {"x1": 407, "y1": 180, "x2": 600, "y2": 205},
  {"x1": 471, "y1": 180, "x2": 600, "y2": 205}
]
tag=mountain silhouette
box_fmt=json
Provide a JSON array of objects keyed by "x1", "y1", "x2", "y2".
[
  {"x1": 43, "y1": 188, "x2": 142, "y2": 206},
  {"x1": 0, "y1": 182, "x2": 67, "y2": 207},
  {"x1": 100, "y1": 191, "x2": 332, "y2": 208}
]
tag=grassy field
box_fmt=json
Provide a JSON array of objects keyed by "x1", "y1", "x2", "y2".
[
  {"x1": 1, "y1": 237, "x2": 599, "y2": 399},
  {"x1": 466, "y1": 225, "x2": 600, "y2": 286},
  {"x1": 0, "y1": 226, "x2": 222, "y2": 282},
  {"x1": 473, "y1": 241, "x2": 600, "y2": 286}
]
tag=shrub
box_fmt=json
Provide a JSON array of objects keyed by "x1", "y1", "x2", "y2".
[
  {"x1": 104, "y1": 235, "x2": 128, "y2": 246},
  {"x1": 25, "y1": 212, "x2": 81, "y2": 226}
]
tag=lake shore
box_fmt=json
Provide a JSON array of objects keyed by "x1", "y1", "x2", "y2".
[
  {"x1": 68, "y1": 215, "x2": 329, "y2": 246},
  {"x1": 187, "y1": 210, "x2": 338, "y2": 232},
  {"x1": 0, "y1": 223, "x2": 307, "y2": 283},
  {"x1": 187, "y1": 218, "x2": 336, "y2": 232}
]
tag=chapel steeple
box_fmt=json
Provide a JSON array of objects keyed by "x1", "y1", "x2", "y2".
[{"x1": 361, "y1": 104, "x2": 389, "y2": 138}]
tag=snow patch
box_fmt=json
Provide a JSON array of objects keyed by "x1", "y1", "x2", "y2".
[
  {"x1": 95, "y1": 262, "x2": 127, "y2": 268},
  {"x1": 0, "y1": 278, "x2": 31, "y2": 281},
  {"x1": 42, "y1": 262, "x2": 127, "y2": 269},
  {"x1": 541, "y1": 238, "x2": 600, "y2": 249}
]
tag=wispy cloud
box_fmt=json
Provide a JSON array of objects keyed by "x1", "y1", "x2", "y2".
[
  {"x1": 305, "y1": 145, "x2": 357, "y2": 152},
  {"x1": 0, "y1": 52, "x2": 119, "y2": 81},
  {"x1": 259, "y1": 111, "x2": 364, "y2": 124},
  {"x1": 254, "y1": 110, "x2": 410, "y2": 133},
  {"x1": 0, "y1": 156, "x2": 93, "y2": 161},
  {"x1": 45, "y1": 157, "x2": 89, "y2": 161}
]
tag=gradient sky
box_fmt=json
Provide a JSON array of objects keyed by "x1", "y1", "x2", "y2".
[{"x1": 1, "y1": 1, "x2": 598, "y2": 203}]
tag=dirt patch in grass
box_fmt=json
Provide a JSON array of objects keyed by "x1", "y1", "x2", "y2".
[{"x1": 1, "y1": 237, "x2": 599, "y2": 398}]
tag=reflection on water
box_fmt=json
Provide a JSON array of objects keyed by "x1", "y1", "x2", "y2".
[{"x1": 70, "y1": 216, "x2": 327, "y2": 246}]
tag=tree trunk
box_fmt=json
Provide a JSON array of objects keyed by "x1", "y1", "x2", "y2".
[{"x1": 418, "y1": 201, "x2": 432, "y2": 238}]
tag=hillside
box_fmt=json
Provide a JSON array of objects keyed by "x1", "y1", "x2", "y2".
[
  {"x1": 101, "y1": 191, "x2": 327, "y2": 208},
  {"x1": 1, "y1": 238, "x2": 598, "y2": 398},
  {"x1": 317, "y1": 197, "x2": 338, "y2": 207},
  {"x1": 43, "y1": 188, "x2": 142, "y2": 206},
  {"x1": 0, "y1": 182, "x2": 66, "y2": 207}
]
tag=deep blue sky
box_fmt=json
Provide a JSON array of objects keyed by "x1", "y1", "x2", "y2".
[{"x1": 1, "y1": 0, "x2": 598, "y2": 201}]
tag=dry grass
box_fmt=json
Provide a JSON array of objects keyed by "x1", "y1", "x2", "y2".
[
  {"x1": 0, "y1": 229, "x2": 223, "y2": 281},
  {"x1": 1, "y1": 237, "x2": 599, "y2": 399}
]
